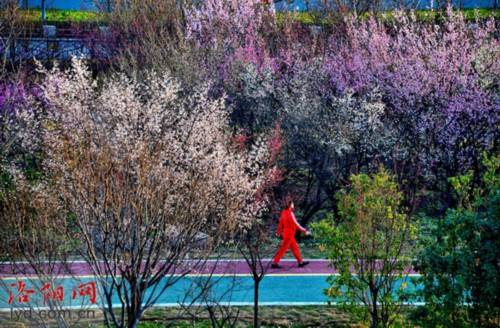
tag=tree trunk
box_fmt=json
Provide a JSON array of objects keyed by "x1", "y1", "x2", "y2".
[
  {"x1": 371, "y1": 289, "x2": 379, "y2": 328},
  {"x1": 127, "y1": 285, "x2": 142, "y2": 328},
  {"x1": 253, "y1": 279, "x2": 260, "y2": 328}
]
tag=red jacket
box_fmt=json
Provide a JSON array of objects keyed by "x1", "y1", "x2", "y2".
[{"x1": 277, "y1": 208, "x2": 306, "y2": 237}]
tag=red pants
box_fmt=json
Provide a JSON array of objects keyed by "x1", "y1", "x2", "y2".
[{"x1": 273, "y1": 232, "x2": 302, "y2": 264}]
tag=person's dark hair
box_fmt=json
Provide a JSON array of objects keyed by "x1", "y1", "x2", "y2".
[{"x1": 286, "y1": 200, "x2": 294, "y2": 209}]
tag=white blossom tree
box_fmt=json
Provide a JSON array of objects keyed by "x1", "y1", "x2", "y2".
[{"x1": 29, "y1": 59, "x2": 276, "y2": 328}]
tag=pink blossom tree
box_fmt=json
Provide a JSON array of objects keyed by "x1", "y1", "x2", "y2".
[{"x1": 324, "y1": 10, "x2": 499, "y2": 208}]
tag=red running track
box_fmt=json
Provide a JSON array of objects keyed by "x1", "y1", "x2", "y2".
[{"x1": 0, "y1": 259, "x2": 417, "y2": 277}]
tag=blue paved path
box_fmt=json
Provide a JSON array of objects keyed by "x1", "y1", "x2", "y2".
[
  {"x1": 0, "y1": 260, "x2": 422, "y2": 310},
  {"x1": 0, "y1": 275, "x2": 422, "y2": 309}
]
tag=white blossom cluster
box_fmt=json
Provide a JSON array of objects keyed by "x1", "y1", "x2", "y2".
[
  {"x1": 36, "y1": 59, "x2": 273, "y2": 239},
  {"x1": 285, "y1": 89, "x2": 389, "y2": 156},
  {"x1": 235, "y1": 62, "x2": 396, "y2": 159}
]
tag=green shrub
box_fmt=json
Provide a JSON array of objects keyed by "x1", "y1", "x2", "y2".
[
  {"x1": 313, "y1": 167, "x2": 416, "y2": 328},
  {"x1": 414, "y1": 154, "x2": 500, "y2": 328}
]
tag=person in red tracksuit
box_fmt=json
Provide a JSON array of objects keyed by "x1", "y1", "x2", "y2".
[{"x1": 272, "y1": 201, "x2": 310, "y2": 268}]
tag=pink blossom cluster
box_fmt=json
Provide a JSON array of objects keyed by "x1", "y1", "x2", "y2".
[{"x1": 323, "y1": 10, "x2": 499, "y2": 165}]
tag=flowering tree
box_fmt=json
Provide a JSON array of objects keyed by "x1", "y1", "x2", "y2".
[
  {"x1": 0, "y1": 82, "x2": 44, "y2": 173},
  {"x1": 29, "y1": 59, "x2": 276, "y2": 328},
  {"x1": 184, "y1": 0, "x2": 275, "y2": 90},
  {"x1": 0, "y1": 81, "x2": 83, "y2": 328},
  {"x1": 233, "y1": 125, "x2": 283, "y2": 328},
  {"x1": 225, "y1": 62, "x2": 396, "y2": 224},
  {"x1": 181, "y1": 7, "x2": 498, "y2": 227},
  {"x1": 186, "y1": 0, "x2": 272, "y2": 51},
  {"x1": 325, "y1": 10, "x2": 499, "y2": 191},
  {"x1": 0, "y1": 82, "x2": 42, "y2": 261},
  {"x1": 186, "y1": 0, "x2": 328, "y2": 90},
  {"x1": 276, "y1": 66, "x2": 395, "y2": 223}
]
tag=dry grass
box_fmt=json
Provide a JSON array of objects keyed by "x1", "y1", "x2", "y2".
[{"x1": 0, "y1": 305, "x2": 358, "y2": 327}]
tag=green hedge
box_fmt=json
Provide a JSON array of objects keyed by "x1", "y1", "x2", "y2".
[
  {"x1": 277, "y1": 8, "x2": 499, "y2": 26},
  {"x1": 16, "y1": 9, "x2": 105, "y2": 27},
  {"x1": 4, "y1": 8, "x2": 499, "y2": 29}
]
